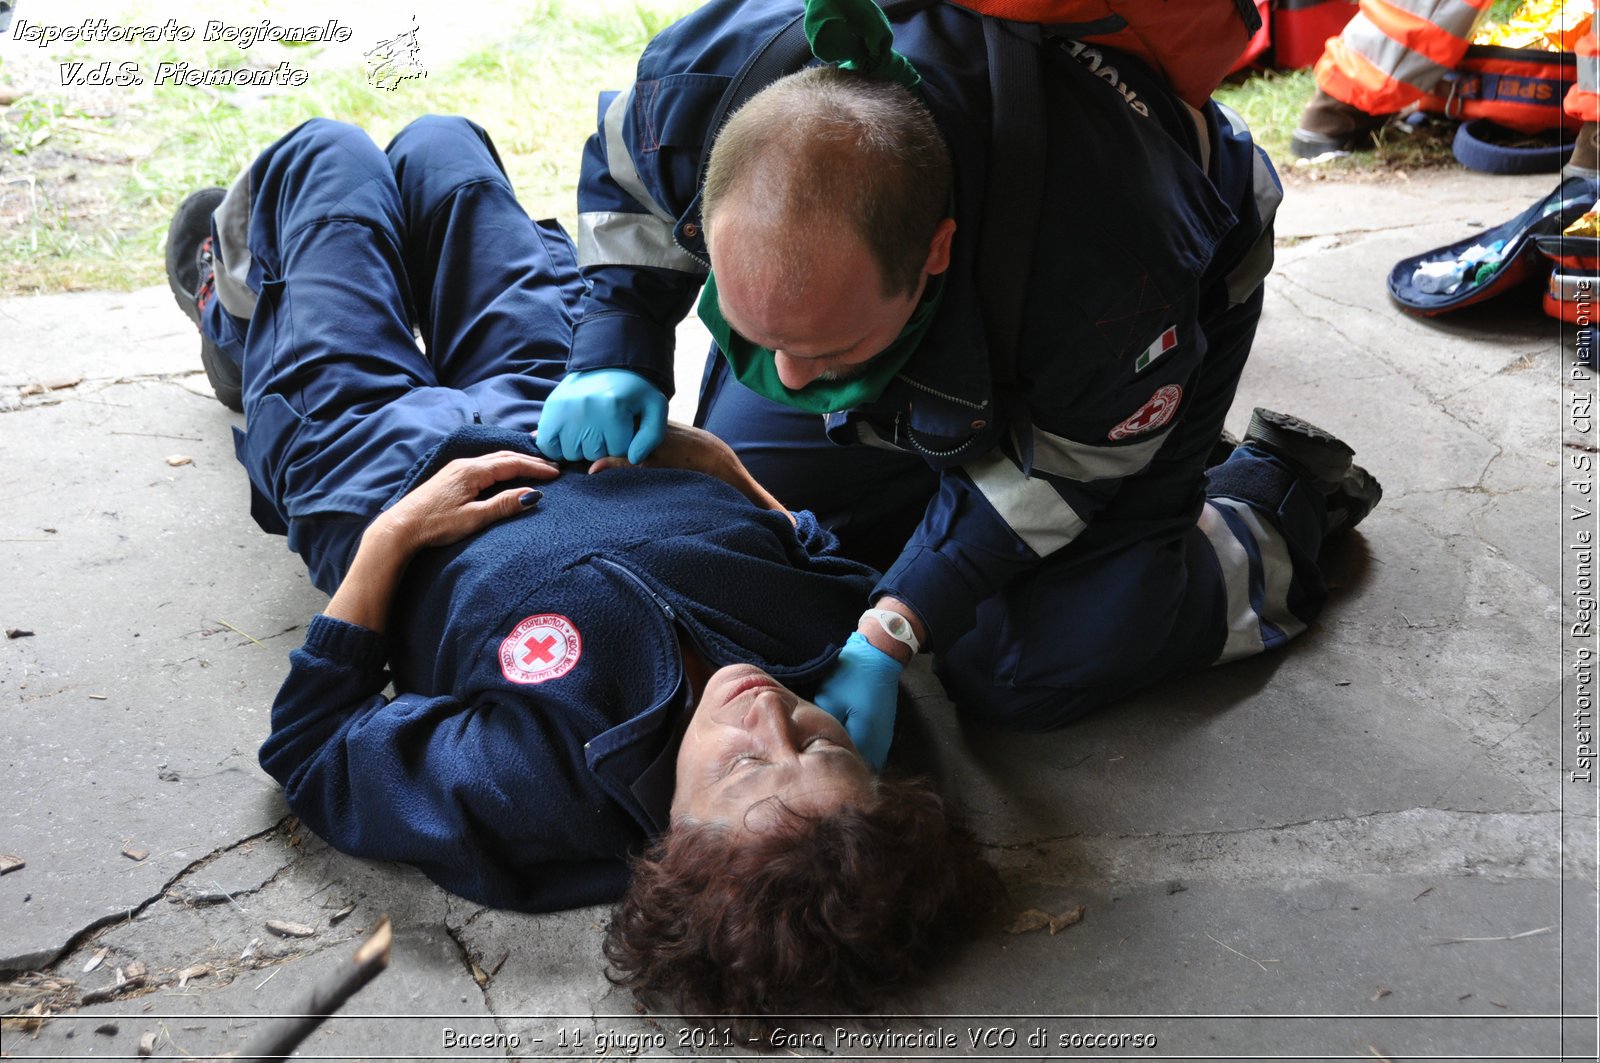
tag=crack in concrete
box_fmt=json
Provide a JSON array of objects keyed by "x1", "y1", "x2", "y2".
[
  {"x1": 0, "y1": 372, "x2": 208, "y2": 414},
  {"x1": 1278, "y1": 219, "x2": 1446, "y2": 243},
  {"x1": 984, "y1": 805, "x2": 1560, "y2": 850},
  {"x1": 1272, "y1": 278, "x2": 1524, "y2": 476},
  {"x1": 1429, "y1": 694, "x2": 1562, "y2": 808},
  {"x1": 441, "y1": 897, "x2": 519, "y2": 1053},
  {"x1": 1379, "y1": 506, "x2": 1562, "y2": 600},
  {"x1": 1, "y1": 816, "x2": 293, "y2": 976},
  {"x1": 985, "y1": 806, "x2": 1575, "y2": 886},
  {"x1": 1274, "y1": 272, "x2": 1374, "y2": 324}
]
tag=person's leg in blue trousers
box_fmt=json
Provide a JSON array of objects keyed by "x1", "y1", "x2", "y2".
[{"x1": 201, "y1": 116, "x2": 583, "y2": 594}]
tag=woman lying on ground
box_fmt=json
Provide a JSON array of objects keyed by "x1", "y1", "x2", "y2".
[{"x1": 165, "y1": 114, "x2": 998, "y2": 1023}]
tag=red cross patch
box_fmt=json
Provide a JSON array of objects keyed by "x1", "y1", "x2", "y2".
[
  {"x1": 1108, "y1": 384, "x2": 1183, "y2": 441},
  {"x1": 498, "y1": 613, "x2": 582, "y2": 685}
]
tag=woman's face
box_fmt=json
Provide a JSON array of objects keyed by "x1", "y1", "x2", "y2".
[{"x1": 672, "y1": 663, "x2": 874, "y2": 828}]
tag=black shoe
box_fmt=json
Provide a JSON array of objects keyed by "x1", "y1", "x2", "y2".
[
  {"x1": 1206, "y1": 426, "x2": 1241, "y2": 469},
  {"x1": 1243, "y1": 408, "x2": 1382, "y2": 535},
  {"x1": 165, "y1": 187, "x2": 242, "y2": 412},
  {"x1": 1290, "y1": 89, "x2": 1391, "y2": 159}
]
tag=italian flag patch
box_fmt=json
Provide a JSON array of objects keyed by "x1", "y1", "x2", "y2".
[{"x1": 1134, "y1": 326, "x2": 1177, "y2": 373}]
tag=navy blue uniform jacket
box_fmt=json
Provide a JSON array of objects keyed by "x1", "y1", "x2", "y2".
[
  {"x1": 570, "y1": 0, "x2": 1281, "y2": 651},
  {"x1": 258, "y1": 428, "x2": 876, "y2": 912}
]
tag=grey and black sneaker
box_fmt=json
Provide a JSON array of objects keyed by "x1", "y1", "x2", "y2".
[
  {"x1": 165, "y1": 187, "x2": 242, "y2": 412},
  {"x1": 1243, "y1": 408, "x2": 1382, "y2": 536}
]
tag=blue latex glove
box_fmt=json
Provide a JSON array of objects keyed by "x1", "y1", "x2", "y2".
[
  {"x1": 535, "y1": 369, "x2": 667, "y2": 464},
  {"x1": 813, "y1": 632, "x2": 903, "y2": 772}
]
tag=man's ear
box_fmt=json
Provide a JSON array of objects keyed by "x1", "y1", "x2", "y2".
[{"x1": 923, "y1": 217, "x2": 957, "y2": 277}]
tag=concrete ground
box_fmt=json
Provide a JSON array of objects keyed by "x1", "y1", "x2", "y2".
[{"x1": 0, "y1": 169, "x2": 1595, "y2": 1061}]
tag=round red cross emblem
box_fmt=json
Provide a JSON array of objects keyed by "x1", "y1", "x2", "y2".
[
  {"x1": 1108, "y1": 384, "x2": 1183, "y2": 441},
  {"x1": 498, "y1": 613, "x2": 582, "y2": 685}
]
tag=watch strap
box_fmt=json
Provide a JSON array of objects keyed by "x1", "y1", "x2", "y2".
[{"x1": 861, "y1": 607, "x2": 920, "y2": 655}]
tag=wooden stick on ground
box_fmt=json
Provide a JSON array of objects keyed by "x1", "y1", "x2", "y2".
[{"x1": 229, "y1": 917, "x2": 392, "y2": 1063}]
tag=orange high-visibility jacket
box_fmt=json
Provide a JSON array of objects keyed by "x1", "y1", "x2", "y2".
[
  {"x1": 1316, "y1": 0, "x2": 1597, "y2": 122},
  {"x1": 1572, "y1": 24, "x2": 1600, "y2": 121},
  {"x1": 946, "y1": 0, "x2": 1262, "y2": 107}
]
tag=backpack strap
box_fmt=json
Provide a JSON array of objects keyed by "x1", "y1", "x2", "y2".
[{"x1": 977, "y1": 17, "x2": 1044, "y2": 391}]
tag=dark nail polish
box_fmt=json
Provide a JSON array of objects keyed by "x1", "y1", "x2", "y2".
[{"x1": 519, "y1": 490, "x2": 542, "y2": 507}]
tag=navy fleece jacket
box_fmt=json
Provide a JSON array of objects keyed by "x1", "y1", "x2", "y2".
[{"x1": 258, "y1": 427, "x2": 876, "y2": 912}]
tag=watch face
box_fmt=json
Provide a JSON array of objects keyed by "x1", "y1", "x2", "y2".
[{"x1": 884, "y1": 615, "x2": 909, "y2": 637}]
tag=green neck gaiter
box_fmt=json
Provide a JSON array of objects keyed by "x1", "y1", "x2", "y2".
[
  {"x1": 803, "y1": 0, "x2": 922, "y2": 90},
  {"x1": 697, "y1": 270, "x2": 944, "y2": 414}
]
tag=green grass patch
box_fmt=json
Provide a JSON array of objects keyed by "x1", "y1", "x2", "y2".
[
  {"x1": 0, "y1": 1, "x2": 697, "y2": 295},
  {"x1": 1214, "y1": 66, "x2": 1461, "y2": 176},
  {"x1": 0, "y1": 0, "x2": 1551, "y2": 295}
]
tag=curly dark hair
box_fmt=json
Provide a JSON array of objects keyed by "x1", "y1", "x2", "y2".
[{"x1": 603, "y1": 776, "x2": 1000, "y2": 1035}]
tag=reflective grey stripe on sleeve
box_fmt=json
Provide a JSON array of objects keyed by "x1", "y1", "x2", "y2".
[
  {"x1": 1341, "y1": 11, "x2": 1463, "y2": 90},
  {"x1": 963, "y1": 450, "x2": 1087, "y2": 557},
  {"x1": 212, "y1": 161, "x2": 257, "y2": 320},
  {"x1": 577, "y1": 211, "x2": 706, "y2": 271},
  {"x1": 1580, "y1": 45, "x2": 1598, "y2": 95},
  {"x1": 1215, "y1": 103, "x2": 1283, "y2": 235},
  {"x1": 601, "y1": 88, "x2": 674, "y2": 223},
  {"x1": 1216, "y1": 103, "x2": 1283, "y2": 306},
  {"x1": 1210, "y1": 498, "x2": 1307, "y2": 647},
  {"x1": 577, "y1": 89, "x2": 703, "y2": 271},
  {"x1": 1028, "y1": 423, "x2": 1170, "y2": 482},
  {"x1": 1197, "y1": 501, "x2": 1265, "y2": 664},
  {"x1": 1365, "y1": 0, "x2": 1485, "y2": 28}
]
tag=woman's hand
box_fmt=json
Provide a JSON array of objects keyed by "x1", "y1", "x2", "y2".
[
  {"x1": 586, "y1": 423, "x2": 792, "y2": 523},
  {"x1": 326, "y1": 451, "x2": 559, "y2": 634},
  {"x1": 377, "y1": 450, "x2": 560, "y2": 553}
]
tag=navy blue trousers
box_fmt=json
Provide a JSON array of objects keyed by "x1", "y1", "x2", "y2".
[
  {"x1": 699, "y1": 287, "x2": 1330, "y2": 732},
  {"x1": 204, "y1": 116, "x2": 582, "y2": 593}
]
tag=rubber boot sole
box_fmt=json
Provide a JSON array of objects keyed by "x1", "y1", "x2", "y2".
[{"x1": 165, "y1": 188, "x2": 242, "y2": 412}]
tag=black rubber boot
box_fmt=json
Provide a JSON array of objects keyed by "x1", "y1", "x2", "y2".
[
  {"x1": 1243, "y1": 408, "x2": 1382, "y2": 535},
  {"x1": 165, "y1": 187, "x2": 242, "y2": 412}
]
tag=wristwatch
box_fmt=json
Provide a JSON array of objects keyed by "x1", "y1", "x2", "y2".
[{"x1": 862, "y1": 607, "x2": 921, "y2": 656}]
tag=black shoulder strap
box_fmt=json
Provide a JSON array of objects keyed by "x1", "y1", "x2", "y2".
[
  {"x1": 702, "y1": 13, "x2": 811, "y2": 169},
  {"x1": 977, "y1": 17, "x2": 1044, "y2": 389}
]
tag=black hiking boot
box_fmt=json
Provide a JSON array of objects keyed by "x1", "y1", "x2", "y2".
[
  {"x1": 165, "y1": 187, "x2": 242, "y2": 412},
  {"x1": 1290, "y1": 89, "x2": 1390, "y2": 159},
  {"x1": 1243, "y1": 408, "x2": 1382, "y2": 536},
  {"x1": 1206, "y1": 426, "x2": 1241, "y2": 469}
]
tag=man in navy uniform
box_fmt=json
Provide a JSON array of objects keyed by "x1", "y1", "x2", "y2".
[{"x1": 532, "y1": 0, "x2": 1383, "y2": 766}]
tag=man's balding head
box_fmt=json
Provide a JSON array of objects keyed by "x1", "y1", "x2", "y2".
[{"x1": 702, "y1": 65, "x2": 952, "y2": 299}]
